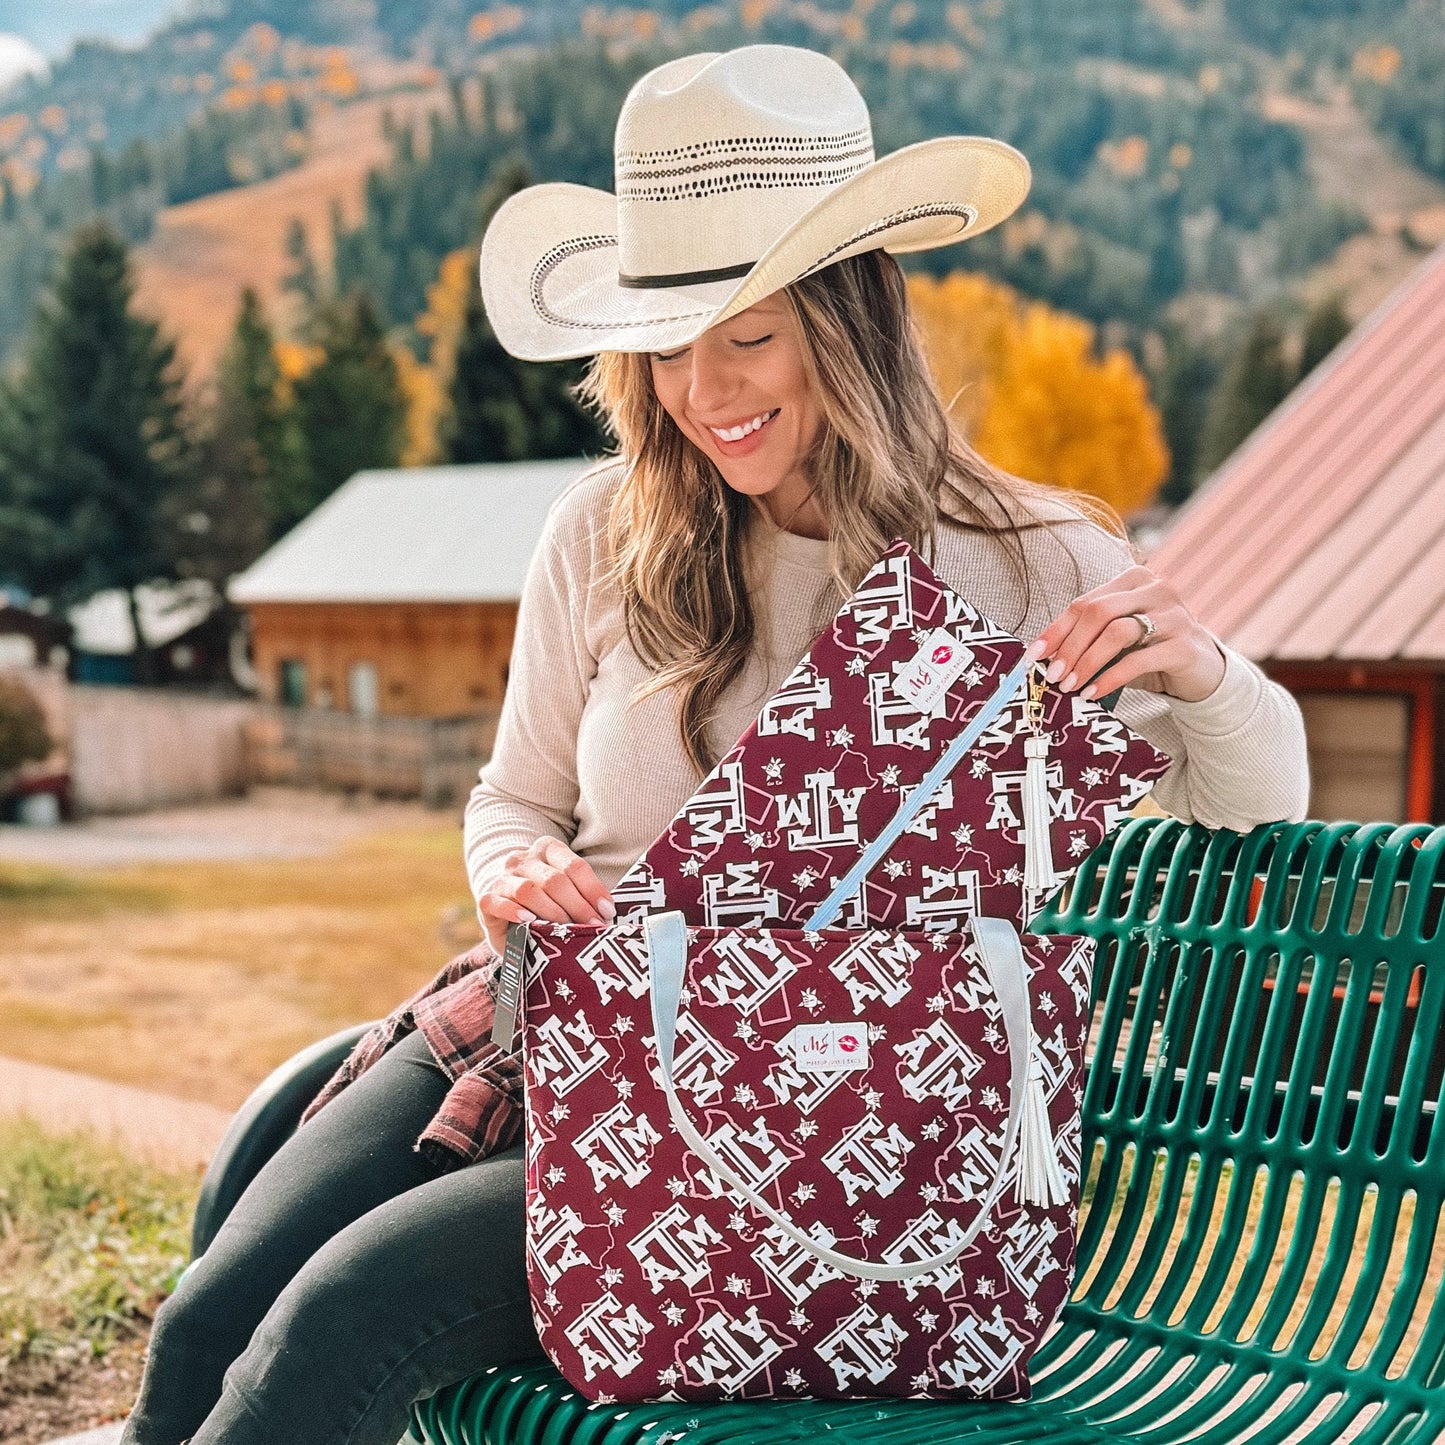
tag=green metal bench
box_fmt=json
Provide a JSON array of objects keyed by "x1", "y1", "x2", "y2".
[{"x1": 189, "y1": 817, "x2": 1445, "y2": 1444}]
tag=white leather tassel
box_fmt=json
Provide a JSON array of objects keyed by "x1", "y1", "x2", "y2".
[
  {"x1": 1016, "y1": 1035, "x2": 1069, "y2": 1208},
  {"x1": 1022, "y1": 732, "x2": 1060, "y2": 893}
]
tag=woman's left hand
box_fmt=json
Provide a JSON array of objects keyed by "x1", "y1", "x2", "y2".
[{"x1": 1022, "y1": 563, "x2": 1228, "y2": 703}]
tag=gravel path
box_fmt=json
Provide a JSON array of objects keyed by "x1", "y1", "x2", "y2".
[
  {"x1": 0, "y1": 1054, "x2": 233, "y2": 1171},
  {"x1": 0, "y1": 785, "x2": 453, "y2": 869},
  {"x1": 3, "y1": 786, "x2": 452, "y2": 1444}
]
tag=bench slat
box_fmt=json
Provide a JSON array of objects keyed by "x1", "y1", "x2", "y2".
[{"x1": 190, "y1": 818, "x2": 1445, "y2": 1445}]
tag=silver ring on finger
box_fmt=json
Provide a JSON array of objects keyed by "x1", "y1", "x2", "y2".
[{"x1": 1130, "y1": 612, "x2": 1156, "y2": 648}]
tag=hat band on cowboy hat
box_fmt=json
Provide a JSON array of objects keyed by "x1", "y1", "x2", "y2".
[{"x1": 479, "y1": 44, "x2": 1031, "y2": 362}]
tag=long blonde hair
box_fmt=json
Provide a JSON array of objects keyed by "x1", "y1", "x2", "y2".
[{"x1": 574, "y1": 248, "x2": 1129, "y2": 777}]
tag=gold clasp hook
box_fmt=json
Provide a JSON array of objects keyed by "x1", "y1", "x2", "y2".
[{"x1": 1026, "y1": 661, "x2": 1047, "y2": 732}]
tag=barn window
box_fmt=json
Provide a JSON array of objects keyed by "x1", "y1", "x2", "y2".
[
  {"x1": 278, "y1": 658, "x2": 307, "y2": 708},
  {"x1": 349, "y1": 661, "x2": 380, "y2": 718}
]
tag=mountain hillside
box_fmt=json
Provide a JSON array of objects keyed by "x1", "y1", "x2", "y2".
[
  {"x1": 131, "y1": 83, "x2": 448, "y2": 387},
  {"x1": 4, "y1": 0, "x2": 1444, "y2": 441}
]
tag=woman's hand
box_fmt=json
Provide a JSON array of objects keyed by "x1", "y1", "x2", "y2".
[
  {"x1": 477, "y1": 836, "x2": 616, "y2": 958},
  {"x1": 1021, "y1": 563, "x2": 1228, "y2": 704}
]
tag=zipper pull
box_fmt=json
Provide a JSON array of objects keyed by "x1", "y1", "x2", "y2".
[{"x1": 1022, "y1": 665, "x2": 1060, "y2": 894}]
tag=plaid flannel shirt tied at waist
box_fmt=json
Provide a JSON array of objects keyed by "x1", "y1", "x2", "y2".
[{"x1": 298, "y1": 941, "x2": 522, "y2": 1171}]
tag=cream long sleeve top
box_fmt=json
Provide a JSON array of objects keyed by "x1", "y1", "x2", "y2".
[{"x1": 463, "y1": 459, "x2": 1311, "y2": 910}]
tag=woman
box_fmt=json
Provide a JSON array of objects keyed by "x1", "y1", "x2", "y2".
[{"x1": 120, "y1": 43, "x2": 1309, "y2": 1445}]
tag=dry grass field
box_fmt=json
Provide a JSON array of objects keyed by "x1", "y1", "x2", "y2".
[
  {"x1": 0, "y1": 792, "x2": 477, "y2": 1440},
  {"x1": 0, "y1": 809, "x2": 479, "y2": 1110},
  {"x1": 131, "y1": 84, "x2": 450, "y2": 388}
]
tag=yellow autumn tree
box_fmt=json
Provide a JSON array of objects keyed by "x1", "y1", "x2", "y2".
[
  {"x1": 415, "y1": 247, "x2": 474, "y2": 396},
  {"x1": 391, "y1": 341, "x2": 446, "y2": 467},
  {"x1": 907, "y1": 270, "x2": 1169, "y2": 517},
  {"x1": 975, "y1": 303, "x2": 1168, "y2": 514},
  {"x1": 273, "y1": 338, "x2": 323, "y2": 396},
  {"x1": 907, "y1": 270, "x2": 1016, "y2": 435},
  {"x1": 405, "y1": 245, "x2": 476, "y2": 462}
]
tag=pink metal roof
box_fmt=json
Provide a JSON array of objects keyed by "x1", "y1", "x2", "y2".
[{"x1": 1145, "y1": 241, "x2": 1445, "y2": 665}]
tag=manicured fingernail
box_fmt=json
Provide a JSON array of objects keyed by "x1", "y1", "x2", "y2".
[
  {"x1": 1045, "y1": 657, "x2": 1067, "y2": 683},
  {"x1": 1080, "y1": 683, "x2": 1097, "y2": 701},
  {"x1": 1061, "y1": 671, "x2": 1077, "y2": 691},
  {"x1": 1022, "y1": 640, "x2": 1046, "y2": 663},
  {"x1": 598, "y1": 897, "x2": 616, "y2": 921},
  {"x1": 518, "y1": 909, "x2": 536, "y2": 922}
]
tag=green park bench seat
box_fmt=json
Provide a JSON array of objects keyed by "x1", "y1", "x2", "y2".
[{"x1": 188, "y1": 817, "x2": 1445, "y2": 1444}]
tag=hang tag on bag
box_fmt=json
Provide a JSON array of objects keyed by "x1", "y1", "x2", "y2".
[
  {"x1": 892, "y1": 627, "x2": 973, "y2": 713},
  {"x1": 489, "y1": 922, "x2": 530, "y2": 1051}
]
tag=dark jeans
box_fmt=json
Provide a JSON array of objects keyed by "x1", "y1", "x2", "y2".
[{"x1": 120, "y1": 1028, "x2": 547, "y2": 1445}]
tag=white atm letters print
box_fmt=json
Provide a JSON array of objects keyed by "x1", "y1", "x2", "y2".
[{"x1": 518, "y1": 537, "x2": 1167, "y2": 1403}]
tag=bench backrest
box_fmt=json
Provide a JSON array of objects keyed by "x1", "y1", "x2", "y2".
[{"x1": 1032, "y1": 817, "x2": 1445, "y2": 1442}]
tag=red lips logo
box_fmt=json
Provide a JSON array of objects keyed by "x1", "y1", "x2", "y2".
[
  {"x1": 931, "y1": 644, "x2": 953, "y2": 665},
  {"x1": 837, "y1": 1033, "x2": 859, "y2": 1053}
]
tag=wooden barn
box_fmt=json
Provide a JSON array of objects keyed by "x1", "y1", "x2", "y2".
[
  {"x1": 1148, "y1": 238, "x2": 1445, "y2": 825},
  {"x1": 228, "y1": 459, "x2": 593, "y2": 720}
]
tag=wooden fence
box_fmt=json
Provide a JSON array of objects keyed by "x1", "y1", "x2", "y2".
[
  {"x1": 242, "y1": 706, "x2": 500, "y2": 807},
  {"x1": 67, "y1": 684, "x2": 258, "y2": 814},
  {"x1": 2, "y1": 673, "x2": 501, "y2": 814}
]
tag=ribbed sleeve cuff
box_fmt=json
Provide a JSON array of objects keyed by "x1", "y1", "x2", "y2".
[{"x1": 1161, "y1": 637, "x2": 1263, "y2": 738}]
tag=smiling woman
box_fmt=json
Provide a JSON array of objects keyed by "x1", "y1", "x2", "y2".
[
  {"x1": 647, "y1": 293, "x2": 825, "y2": 536},
  {"x1": 116, "y1": 39, "x2": 1312, "y2": 1445}
]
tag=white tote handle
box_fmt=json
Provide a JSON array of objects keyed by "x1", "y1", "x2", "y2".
[{"x1": 644, "y1": 912, "x2": 1034, "y2": 1282}]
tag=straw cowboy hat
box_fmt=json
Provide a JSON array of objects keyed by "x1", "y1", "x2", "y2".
[{"x1": 478, "y1": 43, "x2": 1031, "y2": 362}]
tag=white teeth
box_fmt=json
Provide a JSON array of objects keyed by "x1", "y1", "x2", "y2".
[{"x1": 711, "y1": 409, "x2": 776, "y2": 442}]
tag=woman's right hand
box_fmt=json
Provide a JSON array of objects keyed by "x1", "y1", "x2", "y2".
[{"x1": 477, "y1": 836, "x2": 616, "y2": 958}]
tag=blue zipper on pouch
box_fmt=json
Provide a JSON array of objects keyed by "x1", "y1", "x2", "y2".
[{"x1": 804, "y1": 651, "x2": 1036, "y2": 931}]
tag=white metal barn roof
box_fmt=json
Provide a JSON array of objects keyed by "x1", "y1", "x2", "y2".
[{"x1": 228, "y1": 458, "x2": 599, "y2": 605}]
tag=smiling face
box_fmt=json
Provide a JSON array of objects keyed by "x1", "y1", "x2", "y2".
[{"x1": 647, "y1": 292, "x2": 828, "y2": 536}]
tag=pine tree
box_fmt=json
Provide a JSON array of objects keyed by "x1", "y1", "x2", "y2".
[
  {"x1": 442, "y1": 280, "x2": 532, "y2": 462},
  {"x1": 292, "y1": 288, "x2": 407, "y2": 510},
  {"x1": 163, "y1": 288, "x2": 299, "y2": 584},
  {"x1": 1196, "y1": 308, "x2": 1293, "y2": 480},
  {"x1": 1154, "y1": 324, "x2": 1222, "y2": 504},
  {"x1": 0, "y1": 219, "x2": 197, "y2": 683},
  {"x1": 440, "y1": 162, "x2": 605, "y2": 463},
  {"x1": 224, "y1": 287, "x2": 308, "y2": 538},
  {"x1": 1297, "y1": 293, "x2": 1351, "y2": 381},
  {"x1": 283, "y1": 217, "x2": 320, "y2": 306},
  {"x1": 163, "y1": 387, "x2": 270, "y2": 594}
]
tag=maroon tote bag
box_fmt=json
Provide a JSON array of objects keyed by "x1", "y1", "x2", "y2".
[{"x1": 495, "y1": 537, "x2": 1171, "y2": 1403}]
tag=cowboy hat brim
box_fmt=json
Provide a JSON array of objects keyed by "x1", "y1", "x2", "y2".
[{"x1": 479, "y1": 135, "x2": 1030, "y2": 363}]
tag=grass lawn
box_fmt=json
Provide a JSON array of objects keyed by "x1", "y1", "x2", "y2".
[
  {"x1": 0, "y1": 1114, "x2": 196, "y2": 1443},
  {"x1": 0, "y1": 822, "x2": 480, "y2": 1110}
]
